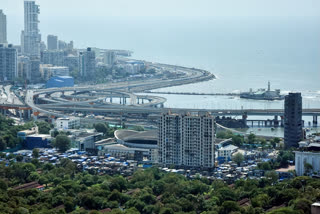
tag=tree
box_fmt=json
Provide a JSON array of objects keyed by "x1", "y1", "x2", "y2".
[
  {"x1": 304, "y1": 162, "x2": 313, "y2": 175},
  {"x1": 54, "y1": 134, "x2": 71, "y2": 152},
  {"x1": 258, "y1": 162, "x2": 272, "y2": 171},
  {"x1": 247, "y1": 134, "x2": 256, "y2": 144},
  {"x1": 36, "y1": 121, "x2": 52, "y2": 134},
  {"x1": 94, "y1": 123, "x2": 107, "y2": 135},
  {"x1": 0, "y1": 138, "x2": 7, "y2": 151},
  {"x1": 232, "y1": 135, "x2": 243, "y2": 147},
  {"x1": 265, "y1": 171, "x2": 279, "y2": 184},
  {"x1": 32, "y1": 148, "x2": 39, "y2": 158},
  {"x1": 232, "y1": 153, "x2": 244, "y2": 166},
  {"x1": 16, "y1": 155, "x2": 23, "y2": 162},
  {"x1": 219, "y1": 201, "x2": 240, "y2": 214},
  {"x1": 270, "y1": 137, "x2": 281, "y2": 149}
]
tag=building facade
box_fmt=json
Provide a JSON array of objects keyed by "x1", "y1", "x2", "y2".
[
  {"x1": 47, "y1": 35, "x2": 58, "y2": 50},
  {"x1": 295, "y1": 151, "x2": 320, "y2": 176},
  {"x1": 30, "y1": 58, "x2": 41, "y2": 83},
  {"x1": 103, "y1": 50, "x2": 116, "y2": 66},
  {"x1": 284, "y1": 93, "x2": 303, "y2": 148},
  {"x1": 56, "y1": 117, "x2": 80, "y2": 130},
  {"x1": 158, "y1": 112, "x2": 215, "y2": 169},
  {"x1": 41, "y1": 50, "x2": 64, "y2": 66},
  {"x1": 40, "y1": 65, "x2": 69, "y2": 80},
  {"x1": 46, "y1": 76, "x2": 74, "y2": 88},
  {"x1": 0, "y1": 10, "x2": 7, "y2": 44},
  {"x1": 21, "y1": 1, "x2": 41, "y2": 57},
  {"x1": 18, "y1": 56, "x2": 31, "y2": 81},
  {"x1": 0, "y1": 44, "x2": 17, "y2": 81},
  {"x1": 79, "y1": 47, "x2": 96, "y2": 78}
]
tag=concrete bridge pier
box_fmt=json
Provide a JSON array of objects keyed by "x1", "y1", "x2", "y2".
[
  {"x1": 313, "y1": 115, "x2": 318, "y2": 126},
  {"x1": 274, "y1": 115, "x2": 279, "y2": 127},
  {"x1": 137, "y1": 98, "x2": 140, "y2": 104},
  {"x1": 242, "y1": 113, "x2": 247, "y2": 125},
  {"x1": 19, "y1": 110, "x2": 22, "y2": 121}
]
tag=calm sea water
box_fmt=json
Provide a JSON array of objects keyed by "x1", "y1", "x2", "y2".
[{"x1": 39, "y1": 16, "x2": 320, "y2": 134}]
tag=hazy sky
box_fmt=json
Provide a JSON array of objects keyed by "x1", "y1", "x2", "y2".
[
  {"x1": 1, "y1": 0, "x2": 320, "y2": 45},
  {"x1": 2, "y1": 0, "x2": 320, "y2": 18}
]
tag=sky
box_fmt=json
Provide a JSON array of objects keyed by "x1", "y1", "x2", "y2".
[
  {"x1": 1, "y1": 0, "x2": 320, "y2": 45},
  {"x1": 2, "y1": 0, "x2": 320, "y2": 18}
]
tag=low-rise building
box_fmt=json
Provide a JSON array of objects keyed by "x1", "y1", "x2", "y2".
[
  {"x1": 76, "y1": 132, "x2": 103, "y2": 151},
  {"x1": 17, "y1": 127, "x2": 38, "y2": 140},
  {"x1": 24, "y1": 134, "x2": 52, "y2": 150},
  {"x1": 295, "y1": 138, "x2": 320, "y2": 176},
  {"x1": 40, "y1": 65, "x2": 69, "y2": 80},
  {"x1": 55, "y1": 117, "x2": 80, "y2": 130},
  {"x1": 218, "y1": 145, "x2": 239, "y2": 163}
]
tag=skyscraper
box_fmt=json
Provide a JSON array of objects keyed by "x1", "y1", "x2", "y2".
[
  {"x1": 103, "y1": 50, "x2": 117, "y2": 66},
  {"x1": 41, "y1": 50, "x2": 64, "y2": 66},
  {"x1": 21, "y1": 1, "x2": 41, "y2": 57},
  {"x1": 158, "y1": 112, "x2": 215, "y2": 169},
  {"x1": 284, "y1": 92, "x2": 303, "y2": 148},
  {"x1": 0, "y1": 44, "x2": 17, "y2": 81},
  {"x1": 47, "y1": 35, "x2": 58, "y2": 50},
  {"x1": 18, "y1": 56, "x2": 32, "y2": 81},
  {"x1": 79, "y1": 48, "x2": 96, "y2": 78},
  {"x1": 0, "y1": 10, "x2": 7, "y2": 44}
]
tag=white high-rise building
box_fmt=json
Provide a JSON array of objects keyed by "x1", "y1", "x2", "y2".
[
  {"x1": 158, "y1": 112, "x2": 215, "y2": 169},
  {"x1": 21, "y1": 1, "x2": 41, "y2": 57},
  {"x1": 0, "y1": 10, "x2": 7, "y2": 44}
]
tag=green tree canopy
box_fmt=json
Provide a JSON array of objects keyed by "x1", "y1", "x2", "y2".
[{"x1": 54, "y1": 134, "x2": 71, "y2": 152}]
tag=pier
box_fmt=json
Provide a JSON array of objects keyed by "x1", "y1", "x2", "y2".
[{"x1": 143, "y1": 91, "x2": 239, "y2": 96}]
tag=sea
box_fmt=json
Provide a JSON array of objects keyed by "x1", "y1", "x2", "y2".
[{"x1": 40, "y1": 16, "x2": 320, "y2": 136}]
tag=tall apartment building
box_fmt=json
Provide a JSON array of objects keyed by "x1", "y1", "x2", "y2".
[
  {"x1": 41, "y1": 50, "x2": 64, "y2": 66},
  {"x1": 0, "y1": 10, "x2": 7, "y2": 44},
  {"x1": 18, "y1": 56, "x2": 31, "y2": 81},
  {"x1": 79, "y1": 48, "x2": 96, "y2": 78},
  {"x1": 21, "y1": 1, "x2": 41, "y2": 57},
  {"x1": 47, "y1": 35, "x2": 58, "y2": 50},
  {"x1": 103, "y1": 50, "x2": 117, "y2": 66},
  {"x1": 284, "y1": 92, "x2": 303, "y2": 148},
  {"x1": 0, "y1": 44, "x2": 17, "y2": 81},
  {"x1": 30, "y1": 58, "x2": 41, "y2": 83},
  {"x1": 158, "y1": 112, "x2": 215, "y2": 169}
]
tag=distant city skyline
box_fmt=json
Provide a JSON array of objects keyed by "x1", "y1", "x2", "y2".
[{"x1": 1, "y1": 0, "x2": 320, "y2": 45}]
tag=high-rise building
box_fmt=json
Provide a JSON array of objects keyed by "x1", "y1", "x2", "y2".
[
  {"x1": 30, "y1": 58, "x2": 41, "y2": 83},
  {"x1": 41, "y1": 50, "x2": 64, "y2": 66},
  {"x1": 158, "y1": 112, "x2": 215, "y2": 169},
  {"x1": 79, "y1": 48, "x2": 96, "y2": 78},
  {"x1": 63, "y1": 54, "x2": 79, "y2": 71},
  {"x1": 18, "y1": 56, "x2": 31, "y2": 81},
  {"x1": 58, "y1": 40, "x2": 67, "y2": 50},
  {"x1": 47, "y1": 35, "x2": 58, "y2": 50},
  {"x1": 103, "y1": 50, "x2": 117, "y2": 66},
  {"x1": 0, "y1": 10, "x2": 7, "y2": 44},
  {"x1": 0, "y1": 44, "x2": 17, "y2": 81},
  {"x1": 284, "y1": 92, "x2": 303, "y2": 148},
  {"x1": 21, "y1": 1, "x2": 41, "y2": 57}
]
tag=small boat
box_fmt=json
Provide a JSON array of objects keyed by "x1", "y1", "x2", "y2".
[{"x1": 271, "y1": 127, "x2": 275, "y2": 131}]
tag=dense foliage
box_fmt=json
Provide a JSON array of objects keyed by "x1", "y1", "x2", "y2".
[
  {"x1": 0, "y1": 115, "x2": 35, "y2": 150},
  {"x1": 0, "y1": 158, "x2": 317, "y2": 214}
]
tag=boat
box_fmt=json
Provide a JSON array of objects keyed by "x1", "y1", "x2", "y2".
[{"x1": 240, "y1": 82, "x2": 284, "y2": 100}]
